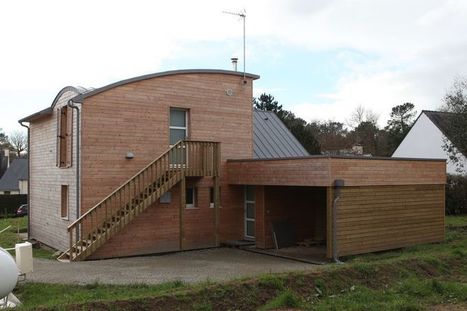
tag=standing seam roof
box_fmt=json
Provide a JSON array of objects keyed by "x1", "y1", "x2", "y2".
[{"x1": 253, "y1": 110, "x2": 309, "y2": 159}]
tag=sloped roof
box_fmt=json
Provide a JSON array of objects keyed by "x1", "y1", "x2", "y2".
[
  {"x1": 423, "y1": 110, "x2": 466, "y2": 156},
  {"x1": 0, "y1": 159, "x2": 28, "y2": 191},
  {"x1": 253, "y1": 110, "x2": 309, "y2": 159}
]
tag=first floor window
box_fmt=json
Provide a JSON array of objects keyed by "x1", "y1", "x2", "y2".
[
  {"x1": 186, "y1": 187, "x2": 196, "y2": 208},
  {"x1": 61, "y1": 185, "x2": 69, "y2": 219}
]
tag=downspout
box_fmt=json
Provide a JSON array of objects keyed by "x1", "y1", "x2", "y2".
[
  {"x1": 67, "y1": 99, "x2": 80, "y2": 224},
  {"x1": 18, "y1": 121, "x2": 30, "y2": 239},
  {"x1": 332, "y1": 179, "x2": 345, "y2": 264}
]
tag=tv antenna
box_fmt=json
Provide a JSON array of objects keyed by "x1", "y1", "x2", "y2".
[{"x1": 223, "y1": 9, "x2": 246, "y2": 82}]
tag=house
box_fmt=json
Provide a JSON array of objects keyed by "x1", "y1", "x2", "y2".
[
  {"x1": 392, "y1": 110, "x2": 467, "y2": 175},
  {"x1": 19, "y1": 69, "x2": 446, "y2": 262},
  {"x1": 0, "y1": 158, "x2": 28, "y2": 195}
]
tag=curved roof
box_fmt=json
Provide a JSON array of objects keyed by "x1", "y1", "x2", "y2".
[
  {"x1": 19, "y1": 69, "x2": 260, "y2": 123},
  {"x1": 19, "y1": 86, "x2": 91, "y2": 123},
  {"x1": 72, "y1": 69, "x2": 259, "y2": 102}
]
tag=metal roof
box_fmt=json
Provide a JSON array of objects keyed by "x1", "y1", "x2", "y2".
[
  {"x1": 19, "y1": 69, "x2": 260, "y2": 123},
  {"x1": 0, "y1": 159, "x2": 28, "y2": 191},
  {"x1": 71, "y1": 69, "x2": 260, "y2": 103},
  {"x1": 253, "y1": 109, "x2": 309, "y2": 159}
]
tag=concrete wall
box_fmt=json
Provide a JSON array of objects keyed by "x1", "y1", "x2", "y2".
[{"x1": 392, "y1": 113, "x2": 467, "y2": 175}]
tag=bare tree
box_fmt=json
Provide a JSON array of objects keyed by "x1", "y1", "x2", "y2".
[
  {"x1": 347, "y1": 105, "x2": 379, "y2": 128},
  {"x1": 9, "y1": 130, "x2": 27, "y2": 157}
]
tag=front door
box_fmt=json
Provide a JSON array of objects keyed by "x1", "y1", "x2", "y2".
[{"x1": 244, "y1": 186, "x2": 255, "y2": 240}]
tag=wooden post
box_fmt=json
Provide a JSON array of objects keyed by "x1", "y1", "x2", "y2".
[
  {"x1": 214, "y1": 176, "x2": 220, "y2": 246},
  {"x1": 180, "y1": 175, "x2": 186, "y2": 250},
  {"x1": 326, "y1": 186, "x2": 333, "y2": 259}
]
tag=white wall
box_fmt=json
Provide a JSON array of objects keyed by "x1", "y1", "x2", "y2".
[
  {"x1": 19, "y1": 180, "x2": 28, "y2": 194},
  {"x1": 393, "y1": 113, "x2": 467, "y2": 175}
]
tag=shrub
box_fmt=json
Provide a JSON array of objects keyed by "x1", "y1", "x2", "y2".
[{"x1": 445, "y1": 174, "x2": 467, "y2": 215}]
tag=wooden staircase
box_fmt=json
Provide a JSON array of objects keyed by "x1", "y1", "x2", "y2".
[{"x1": 58, "y1": 140, "x2": 220, "y2": 262}]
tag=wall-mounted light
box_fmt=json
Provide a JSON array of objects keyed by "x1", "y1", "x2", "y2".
[{"x1": 125, "y1": 151, "x2": 134, "y2": 159}]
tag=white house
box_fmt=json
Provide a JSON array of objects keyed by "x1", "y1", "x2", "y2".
[{"x1": 392, "y1": 110, "x2": 467, "y2": 175}]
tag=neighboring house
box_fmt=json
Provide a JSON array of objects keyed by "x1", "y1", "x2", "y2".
[
  {"x1": 0, "y1": 158, "x2": 28, "y2": 195},
  {"x1": 19, "y1": 69, "x2": 446, "y2": 262},
  {"x1": 392, "y1": 110, "x2": 467, "y2": 175}
]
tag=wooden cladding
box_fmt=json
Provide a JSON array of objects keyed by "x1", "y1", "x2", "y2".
[
  {"x1": 56, "y1": 106, "x2": 72, "y2": 168},
  {"x1": 227, "y1": 157, "x2": 446, "y2": 187},
  {"x1": 65, "y1": 140, "x2": 220, "y2": 261},
  {"x1": 333, "y1": 184, "x2": 445, "y2": 257}
]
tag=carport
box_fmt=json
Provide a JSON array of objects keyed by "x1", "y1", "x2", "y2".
[{"x1": 227, "y1": 155, "x2": 446, "y2": 260}]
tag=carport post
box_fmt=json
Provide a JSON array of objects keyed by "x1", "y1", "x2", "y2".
[{"x1": 180, "y1": 175, "x2": 186, "y2": 250}]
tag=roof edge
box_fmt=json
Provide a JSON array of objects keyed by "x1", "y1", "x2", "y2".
[
  {"x1": 227, "y1": 155, "x2": 447, "y2": 163},
  {"x1": 73, "y1": 69, "x2": 260, "y2": 102}
]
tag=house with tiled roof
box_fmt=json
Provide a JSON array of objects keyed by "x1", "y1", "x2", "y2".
[
  {"x1": 0, "y1": 158, "x2": 28, "y2": 195},
  {"x1": 392, "y1": 110, "x2": 467, "y2": 175}
]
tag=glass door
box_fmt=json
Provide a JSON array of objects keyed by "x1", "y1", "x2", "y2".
[{"x1": 244, "y1": 186, "x2": 255, "y2": 240}]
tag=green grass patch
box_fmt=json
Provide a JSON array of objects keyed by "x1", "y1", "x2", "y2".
[
  {"x1": 15, "y1": 280, "x2": 186, "y2": 310},
  {"x1": 259, "y1": 289, "x2": 302, "y2": 311}
]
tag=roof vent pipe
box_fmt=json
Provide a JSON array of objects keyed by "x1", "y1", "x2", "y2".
[{"x1": 231, "y1": 57, "x2": 238, "y2": 71}]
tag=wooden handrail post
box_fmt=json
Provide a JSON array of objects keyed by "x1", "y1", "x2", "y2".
[{"x1": 180, "y1": 173, "x2": 186, "y2": 250}]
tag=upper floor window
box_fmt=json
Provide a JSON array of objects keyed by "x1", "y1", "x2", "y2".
[
  {"x1": 169, "y1": 108, "x2": 187, "y2": 145},
  {"x1": 57, "y1": 106, "x2": 72, "y2": 168}
]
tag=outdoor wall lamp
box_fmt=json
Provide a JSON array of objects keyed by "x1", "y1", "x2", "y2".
[{"x1": 125, "y1": 151, "x2": 134, "y2": 159}]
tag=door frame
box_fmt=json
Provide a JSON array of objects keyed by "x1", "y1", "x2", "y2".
[{"x1": 244, "y1": 185, "x2": 255, "y2": 240}]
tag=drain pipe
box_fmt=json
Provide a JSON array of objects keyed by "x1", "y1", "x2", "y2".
[
  {"x1": 67, "y1": 99, "x2": 81, "y2": 225},
  {"x1": 332, "y1": 179, "x2": 345, "y2": 264},
  {"x1": 18, "y1": 121, "x2": 30, "y2": 239}
]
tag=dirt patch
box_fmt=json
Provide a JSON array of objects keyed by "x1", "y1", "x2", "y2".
[{"x1": 429, "y1": 303, "x2": 467, "y2": 311}]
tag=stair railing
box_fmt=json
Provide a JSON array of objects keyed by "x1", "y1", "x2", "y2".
[{"x1": 66, "y1": 140, "x2": 220, "y2": 261}]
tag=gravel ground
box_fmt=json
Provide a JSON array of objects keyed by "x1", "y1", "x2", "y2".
[{"x1": 27, "y1": 248, "x2": 322, "y2": 285}]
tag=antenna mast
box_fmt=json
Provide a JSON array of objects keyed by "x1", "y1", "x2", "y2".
[{"x1": 223, "y1": 9, "x2": 246, "y2": 82}]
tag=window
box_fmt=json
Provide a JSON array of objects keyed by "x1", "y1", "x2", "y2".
[
  {"x1": 209, "y1": 187, "x2": 221, "y2": 208},
  {"x1": 57, "y1": 106, "x2": 72, "y2": 168},
  {"x1": 61, "y1": 185, "x2": 69, "y2": 219},
  {"x1": 169, "y1": 108, "x2": 187, "y2": 145},
  {"x1": 160, "y1": 192, "x2": 172, "y2": 204},
  {"x1": 186, "y1": 187, "x2": 197, "y2": 208},
  {"x1": 209, "y1": 187, "x2": 214, "y2": 208}
]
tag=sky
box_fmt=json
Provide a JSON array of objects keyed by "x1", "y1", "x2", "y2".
[{"x1": 1, "y1": 0, "x2": 467, "y2": 134}]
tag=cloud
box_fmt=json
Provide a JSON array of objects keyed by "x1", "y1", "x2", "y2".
[{"x1": 1, "y1": 0, "x2": 467, "y2": 133}]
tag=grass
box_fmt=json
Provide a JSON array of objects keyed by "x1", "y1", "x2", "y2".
[
  {"x1": 10, "y1": 215, "x2": 467, "y2": 310},
  {"x1": 0, "y1": 216, "x2": 54, "y2": 259}
]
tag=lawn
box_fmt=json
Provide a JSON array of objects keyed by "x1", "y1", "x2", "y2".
[
  {"x1": 0, "y1": 216, "x2": 54, "y2": 259},
  {"x1": 9, "y1": 215, "x2": 467, "y2": 310}
]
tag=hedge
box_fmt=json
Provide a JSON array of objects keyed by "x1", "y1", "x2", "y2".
[
  {"x1": 0, "y1": 194, "x2": 27, "y2": 217},
  {"x1": 446, "y1": 174, "x2": 467, "y2": 215}
]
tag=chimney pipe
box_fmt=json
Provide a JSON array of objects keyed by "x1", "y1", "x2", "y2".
[{"x1": 231, "y1": 57, "x2": 238, "y2": 71}]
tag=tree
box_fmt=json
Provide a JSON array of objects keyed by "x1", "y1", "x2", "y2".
[
  {"x1": 308, "y1": 121, "x2": 349, "y2": 152},
  {"x1": 8, "y1": 130, "x2": 27, "y2": 157},
  {"x1": 253, "y1": 93, "x2": 284, "y2": 118},
  {"x1": 0, "y1": 128, "x2": 9, "y2": 149},
  {"x1": 385, "y1": 103, "x2": 417, "y2": 153},
  {"x1": 442, "y1": 79, "x2": 467, "y2": 172},
  {"x1": 347, "y1": 105, "x2": 379, "y2": 129}
]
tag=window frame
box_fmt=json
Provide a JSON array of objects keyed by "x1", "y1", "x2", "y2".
[
  {"x1": 186, "y1": 187, "x2": 197, "y2": 209},
  {"x1": 169, "y1": 108, "x2": 188, "y2": 146},
  {"x1": 61, "y1": 185, "x2": 69, "y2": 220}
]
